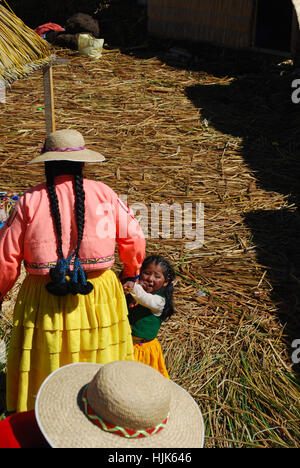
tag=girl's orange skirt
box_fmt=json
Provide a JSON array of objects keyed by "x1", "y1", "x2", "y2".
[{"x1": 132, "y1": 337, "x2": 169, "y2": 379}]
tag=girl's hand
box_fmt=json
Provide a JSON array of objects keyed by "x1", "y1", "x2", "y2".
[{"x1": 122, "y1": 281, "x2": 135, "y2": 294}]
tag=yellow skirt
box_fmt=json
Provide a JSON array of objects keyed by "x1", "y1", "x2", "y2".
[
  {"x1": 6, "y1": 269, "x2": 134, "y2": 412},
  {"x1": 133, "y1": 338, "x2": 169, "y2": 379}
]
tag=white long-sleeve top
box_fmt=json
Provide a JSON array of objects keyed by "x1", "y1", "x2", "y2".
[{"x1": 129, "y1": 283, "x2": 165, "y2": 316}]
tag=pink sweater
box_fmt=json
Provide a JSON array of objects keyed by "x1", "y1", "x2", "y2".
[{"x1": 0, "y1": 176, "x2": 145, "y2": 301}]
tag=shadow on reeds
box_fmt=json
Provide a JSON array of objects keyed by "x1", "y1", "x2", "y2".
[
  {"x1": 185, "y1": 68, "x2": 300, "y2": 199},
  {"x1": 244, "y1": 209, "x2": 300, "y2": 375},
  {"x1": 183, "y1": 62, "x2": 300, "y2": 375}
]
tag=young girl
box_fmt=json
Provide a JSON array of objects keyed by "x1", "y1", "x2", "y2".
[
  {"x1": 123, "y1": 255, "x2": 175, "y2": 379},
  {"x1": 0, "y1": 129, "x2": 145, "y2": 413}
]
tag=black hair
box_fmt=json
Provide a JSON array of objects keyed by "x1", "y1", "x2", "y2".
[
  {"x1": 141, "y1": 255, "x2": 175, "y2": 321},
  {"x1": 45, "y1": 161, "x2": 93, "y2": 296}
]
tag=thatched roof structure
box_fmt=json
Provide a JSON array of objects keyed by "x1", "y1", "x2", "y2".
[{"x1": 0, "y1": 3, "x2": 54, "y2": 85}]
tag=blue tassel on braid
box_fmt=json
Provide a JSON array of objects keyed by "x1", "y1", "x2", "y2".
[
  {"x1": 69, "y1": 255, "x2": 93, "y2": 296},
  {"x1": 57, "y1": 254, "x2": 75, "y2": 283},
  {"x1": 46, "y1": 253, "x2": 74, "y2": 296}
]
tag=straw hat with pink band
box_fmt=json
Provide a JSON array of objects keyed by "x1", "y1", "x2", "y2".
[
  {"x1": 28, "y1": 129, "x2": 106, "y2": 164},
  {"x1": 35, "y1": 360, "x2": 205, "y2": 448}
]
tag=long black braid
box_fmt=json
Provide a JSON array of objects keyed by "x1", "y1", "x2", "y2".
[
  {"x1": 46, "y1": 173, "x2": 64, "y2": 260},
  {"x1": 45, "y1": 161, "x2": 93, "y2": 296},
  {"x1": 69, "y1": 171, "x2": 93, "y2": 295},
  {"x1": 73, "y1": 173, "x2": 85, "y2": 258},
  {"x1": 141, "y1": 255, "x2": 175, "y2": 322}
]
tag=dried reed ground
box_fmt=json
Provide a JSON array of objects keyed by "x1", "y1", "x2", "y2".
[{"x1": 0, "y1": 45, "x2": 299, "y2": 448}]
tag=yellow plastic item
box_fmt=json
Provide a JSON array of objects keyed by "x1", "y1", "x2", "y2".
[{"x1": 78, "y1": 33, "x2": 104, "y2": 59}]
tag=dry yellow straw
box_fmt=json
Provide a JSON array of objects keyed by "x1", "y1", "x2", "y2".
[{"x1": 0, "y1": 2, "x2": 53, "y2": 84}]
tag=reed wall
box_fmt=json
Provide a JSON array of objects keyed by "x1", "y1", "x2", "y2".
[{"x1": 148, "y1": 0, "x2": 256, "y2": 49}]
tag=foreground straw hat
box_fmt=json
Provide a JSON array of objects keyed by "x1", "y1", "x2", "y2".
[
  {"x1": 28, "y1": 129, "x2": 105, "y2": 164},
  {"x1": 35, "y1": 361, "x2": 205, "y2": 448}
]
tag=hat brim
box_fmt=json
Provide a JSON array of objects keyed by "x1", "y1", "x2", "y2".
[
  {"x1": 35, "y1": 362, "x2": 205, "y2": 448},
  {"x1": 28, "y1": 149, "x2": 105, "y2": 164}
]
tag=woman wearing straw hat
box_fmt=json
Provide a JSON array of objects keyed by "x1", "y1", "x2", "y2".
[
  {"x1": 0, "y1": 360, "x2": 205, "y2": 448},
  {"x1": 0, "y1": 129, "x2": 145, "y2": 413}
]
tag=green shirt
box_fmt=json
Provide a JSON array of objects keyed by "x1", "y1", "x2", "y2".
[{"x1": 128, "y1": 289, "x2": 165, "y2": 341}]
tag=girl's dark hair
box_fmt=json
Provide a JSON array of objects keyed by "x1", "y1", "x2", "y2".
[
  {"x1": 141, "y1": 255, "x2": 175, "y2": 321},
  {"x1": 45, "y1": 161, "x2": 93, "y2": 296}
]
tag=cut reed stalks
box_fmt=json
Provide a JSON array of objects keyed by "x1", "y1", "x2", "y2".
[{"x1": 0, "y1": 3, "x2": 53, "y2": 85}]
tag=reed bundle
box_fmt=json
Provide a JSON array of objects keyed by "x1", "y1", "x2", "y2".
[
  {"x1": 0, "y1": 3, "x2": 53, "y2": 85},
  {"x1": 0, "y1": 39, "x2": 299, "y2": 447}
]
